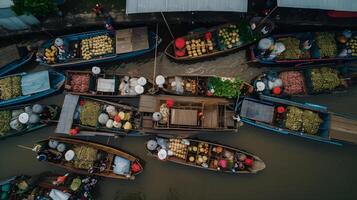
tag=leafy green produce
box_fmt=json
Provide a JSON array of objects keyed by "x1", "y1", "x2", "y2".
[
  {"x1": 0, "y1": 110, "x2": 11, "y2": 135},
  {"x1": 284, "y1": 106, "x2": 323, "y2": 135},
  {"x1": 208, "y1": 77, "x2": 243, "y2": 98},
  {"x1": 80, "y1": 100, "x2": 101, "y2": 127},
  {"x1": 277, "y1": 37, "x2": 302, "y2": 60},
  {"x1": 316, "y1": 32, "x2": 337, "y2": 57},
  {"x1": 310, "y1": 67, "x2": 341, "y2": 92},
  {"x1": 0, "y1": 76, "x2": 21, "y2": 100}
]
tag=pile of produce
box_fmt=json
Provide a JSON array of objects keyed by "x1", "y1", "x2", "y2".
[
  {"x1": 346, "y1": 36, "x2": 357, "y2": 56},
  {"x1": 169, "y1": 139, "x2": 188, "y2": 159},
  {"x1": 73, "y1": 145, "x2": 98, "y2": 169},
  {"x1": 44, "y1": 45, "x2": 58, "y2": 63},
  {"x1": 195, "y1": 143, "x2": 209, "y2": 166},
  {"x1": 0, "y1": 76, "x2": 22, "y2": 100},
  {"x1": 218, "y1": 24, "x2": 240, "y2": 49},
  {"x1": 69, "y1": 74, "x2": 90, "y2": 92},
  {"x1": 315, "y1": 32, "x2": 337, "y2": 57},
  {"x1": 277, "y1": 37, "x2": 302, "y2": 60},
  {"x1": 185, "y1": 38, "x2": 214, "y2": 57},
  {"x1": 208, "y1": 77, "x2": 243, "y2": 98},
  {"x1": 284, "y1": 106, "x2": 323, "y2": 135},
  {"x1": 309, "y1": 67, "x2": 341, "y2": 92},
  {"x1": 79, "y1": 101, "x2": 101, "y2": 126},
  {"x1": 279, "y1": 71, "x2": 305, "y2": 94},
  {"x1": 0, "y1": 110, "x2": 11, "y2": 134},
  {"x1": 81, "y1": 35, "x2": 113, "y2": 60}
]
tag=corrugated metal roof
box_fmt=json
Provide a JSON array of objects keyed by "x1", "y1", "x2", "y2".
[
  {"x1": 277, "y1": 0, "x2": 357, "y2": 12},
  {"x1": 126, "y1": 0, "x2": 248, "y2": 14},
  {"x1": 0, "y1": 0, "x2": 13, "y2": 9}
]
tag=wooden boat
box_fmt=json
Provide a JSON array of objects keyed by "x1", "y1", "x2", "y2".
[
  {"x1": 165, "y1": 18, "x2": 274, "y2": 62},
  {"x1": 0, "y1": 45, "x2": 34, "y2": 77},
  {"x1": 64, "y1": 70, "x2": 152, "y2": 98},
  {"x1": 37, "y1": 27, "x2": 161, "y2": 68},
  {"x1": 34, "y1": 136, "x2": 143, "y2": 180},
  {"x1": 146, "y1": 137, "x2": 265, "y2": 174},
  {"x1": 0, "y1": 70, "x2": 65, "y2": 107},
  {"x1": 159, "y1": 75, "x2": 253, "y2": 98},
  {"x1": 137, "y1": 95, "x2": 239, "y2": 136},
  {"x1": 236, "y1": 95, "x2": 357, "y2": 145},
  {"x1": 0, "y1": 104, "x2": 61, "y2": 140},
  {"x1": 249, "y1": 31, "x2": 357, "y2": 65},
  {"x1": 56, "y1": 94, "x2": 143, "y2": 136},
  {"x1": 251, "y1": 64, "x2": 357, "y2": 97},
  {"x1": 0, "y1": 172, "x2": 98, "y2": 199},
  {"x1": 56, "y1": 94, "x2": 239, "y2": 137}
]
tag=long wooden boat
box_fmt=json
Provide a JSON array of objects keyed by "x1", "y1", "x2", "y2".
[
  {"x1": 237, "y1": 95, "x2": 357, "y2": 145},
  {"x1": 34, "y1": 136, "x2": 143, "y2": 180},
  {"x1": 159, "y1": 75, "x2": 253, "y2": 98},
  {"x1": 146, "y1": 137, "x2": 265, "y2": 174},
  {"x1": 0, "y1": 104, "x2": 61, "y2": 140},
  {"x1": 0, "y1": 172, "x2": 98, "y2": 199},
  {"x1": 0, "y1": 70, "x2": 65, "y2": 107},
  {"x1": 251, "y1": 64, "x2": 357, "y2": 97},
  {"x1": 36, "y1": 27, "x2": 161, "y2": 68},
  {"x1": 249, "y1": 31, "x2": 357, "y2": 65},
  {"x1": 0, "y1": 45, "x2": 34, "y2": 77},
  {"x1": 64, "y1": 70, "x2": 152, "y2": 98},
  {"x1": 56, "y1": 94, "x2": 239, "y2": 137},
  {"x1": 165, "y1": 18, "x2": 274, "y2": 62}
]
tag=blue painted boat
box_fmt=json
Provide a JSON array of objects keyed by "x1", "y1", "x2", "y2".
[
  {"x1": 0, "y1": 104, "x2": 61, "y2": 140},
  {"x1": 237, "y1": 95, "x2": 357, "y2": 145},
  {"x1": 249, "y1": 31, "x2": 357, "y2": 65},
  {"x1": 252, "y1": 64, "x2": 357, "y2": 97},
  {"x1": 0, "y1": 70, "x2": 65, "y2": 107},
  {"x1": 0, "y1": 45, "x2": 34, "y2": 77},
  {"x1": 37, "y1": 27, "x2": 161, "y2": 68}
]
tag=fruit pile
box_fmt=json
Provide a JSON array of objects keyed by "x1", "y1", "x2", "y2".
[
  {"x1": 218, "y1": 24, "x2": 240, "y2": 49},
  {"x1": 44, "y1": 45, "x2": 58, "y2": 63},
  {"x1": 81, "y1": 35, "x2": 113, "y2": 60},
  {"x1": 346, "y1": 36, "x2": 357, "y2": 56},
  {"x1": 185, "y1": 38, "x2": 214, "y2": 57},
  {"x1": 168, "y1": 139, "x2": 188, "y2": 159},
  {"x1": 316, "y1": 32, "x2": 337, "y2": 58}
]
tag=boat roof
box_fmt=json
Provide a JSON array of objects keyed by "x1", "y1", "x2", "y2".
[
  {"x1": 56, "y1": 94, "x2": 79, "y2": 134},
  {"x1": 116, "y1": 27, "x2": 149, "y2": 54},
  {"x1": 0, "y1": 45, "x2": 20, "y2": 68},
  {"x1": 126, "y1": 0, "x2": 248, "y2": 14},
  {"x1": 240, "y1": 99, "x2": 275, "y2": 123},
  {"x1": 277, "y1": 0, "x2": 357, "y2": 12},
  {"x1": 21, "y1": 71, "x2": 50, "y2": 95}
]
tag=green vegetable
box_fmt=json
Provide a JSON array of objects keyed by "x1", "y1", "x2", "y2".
[
  {"x1": 0, "y1": 76, "x2": 22, "y2": 100},
  {"x1": 208, "y1": 77, "x2": 243, "y2": 98},
  {"x1": 0, "y1": 111, "x2": 11, "y2": 135},
  {"x1": 310, "y1": 67, "x2": 341, "y2": 92},
  {"x1": 80, "y1": 101, "x2": 101, "y2": 127},
  {"x1": 277, "y1": 37, "x2": 303, "y2": 60},
  {"x1": 284, "y1": 106, "x2": 323, "y2": 135},
  {"x1": 316, "y1": 32, "x2": 337, "y2": 58}
]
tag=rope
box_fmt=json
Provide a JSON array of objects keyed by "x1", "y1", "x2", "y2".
[
  {"x1": 161, "y1": 12, "x2": 175, "y2": 40},
  {"x1": 152, "y1": 23, "x2": 159, "y2": 90}
]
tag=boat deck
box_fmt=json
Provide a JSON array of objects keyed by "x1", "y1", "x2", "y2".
[
  {"x1": 329, "y1": 114, "x2": 357, "y2": 144},
  {"x1": 0, "y1": 45, "x2": 20, "y2": 68}
]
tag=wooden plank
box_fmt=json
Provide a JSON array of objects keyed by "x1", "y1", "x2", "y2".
[
  {"x1": 56, "y1": 94, "x2": 79, "y2": 134},
  {"x1": 139, "y1": 95, "x2": 158, "y2": 112},
  {"x1": 329, "y1": 114, "x2": 357, "y2": 144},
  {"x1": 203, "y1": 105, "x2": 218, "y2": 128},
  {"x1": 115, "y1": 27, "x2": 149, "y2": 54},
  {"x1": 0, "y1": 45, "x2": 20, "y2": 68},
  {"x1": 171, "y1": 109, "x2": 198, "y2": 126}
]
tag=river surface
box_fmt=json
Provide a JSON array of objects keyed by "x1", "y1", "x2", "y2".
[{"x1": 1, "y1": 24, "x2": 357, "y2": 200}]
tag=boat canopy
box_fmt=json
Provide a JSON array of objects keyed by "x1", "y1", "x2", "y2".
[
  {"x1": 240, "y1": 99, "x2": 275, "y2": 124},
  {"x1": 115, "y1": 27, "x2": 149, "y2": 54},
  {"x1": 126, "y1": 0, "x2": 248, "y2": 14},
  {"x1": 277, "y1": 0, "x2": 357, "y2": 12},
  {"x1": 56, "y1": 94, "x2": 79, "y2": 134},
  {"x1": 21, "y1": 71, "x2": 50, "y2": 95}
]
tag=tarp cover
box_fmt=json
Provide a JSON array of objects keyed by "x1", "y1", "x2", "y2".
[
  {"x1": 113, "y1": 156, "x2": 130, "y2": 175},
  {"x1": 126, "y1": 0, "x2": 248, "y2": 14},
  {"x1": 277, "y1": 0, "x2": 357, "y2": 12},
  {"x1": 240, "y1": 100, "x2": 275, "y2": 123},
  {"x1": 21, "y1": 71, "x2": 50, "y2": 95}
]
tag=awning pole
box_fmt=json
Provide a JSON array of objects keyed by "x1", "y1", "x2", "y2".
[
  {"x1": 152, "y1": 23, "x2": 159, "y2": 90},
  {"x1": 161, "y1": 12, "x2": 175, "y2": 40},
  {"x1": 257, "y1": 6, "x2": 278, "y2": 28}
]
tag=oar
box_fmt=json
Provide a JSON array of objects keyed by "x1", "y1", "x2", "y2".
[{"x1": 17, "y1": 145, "x2": 34, "y2": 151}]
